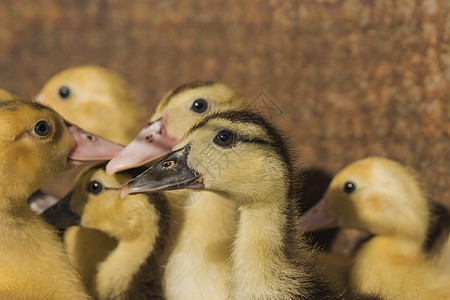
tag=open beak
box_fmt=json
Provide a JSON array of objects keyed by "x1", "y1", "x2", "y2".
[
  {"x1": 121, "y1": 143, "x2": 203, "y2": 198},
  {"x1": 106, "y1": 115, "x2": 178, "y2": 175},
  {"x1": 68, "y1": 124, "x2": 124, "y2": 166},
  {"x1": 41, "y1": 192, "x2": 81, "y2": 229},
  {"x1": 299, "y1": 196, "x2": 339, "y2": 231}
]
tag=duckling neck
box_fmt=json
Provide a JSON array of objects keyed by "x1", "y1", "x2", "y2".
[
  {"x1": 95, "y1": 223, "x2": 163, "y2": 299},
  {"x1": 229, "y1": 191, "x2": 314, "y2": 299},
  {"x1": 163, "y1": 191, "x2": 236, "y2": 300},
  {"x1": 0, "y1": 196, "x2": 36, "y2": 221},
  {"x1": 358, "y1": 234, "x2": 426, "y2": 264},
  {"x1": 0, "y1": 196, "x2": 41, "y2": 240},
  {"x1": 0, "y1": 193, "x2": 29, "y2": 213}
]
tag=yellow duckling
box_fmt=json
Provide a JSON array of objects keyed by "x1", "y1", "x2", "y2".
[
  {"x1": 35, "y1": 65, "x2": 142, "y2": 145},
  {"x1": 302, "y1": 157, "x2": 450, "y2": 300},
  {"x1": 43, "y1": 164, "x2": 175, "y2": 299},
  {"x1": 34, "y1": 65, "x2": 144, "y2": 289},
  {"x1": 107, "y1": 81, "x2": 246, "y2": 299},
  {"x1": 107, "y1": 80, "x2": 245, "y2": 174},
  {"x1": 121, "y1": 109, "x2": 380, "y2": 300},
  {"x1": 0, "y1": 100, "x2": 122, "y2": 299}
]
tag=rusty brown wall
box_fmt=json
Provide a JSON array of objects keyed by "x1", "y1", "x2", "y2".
[{"x1": 0, "y1": 0, "x2": 448, "y2": 208}]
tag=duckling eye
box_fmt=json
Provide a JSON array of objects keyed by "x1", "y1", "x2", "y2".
[
  {"x1": 59, "y1": 87, "x2": 70, "y2": 99},
  {"x1": 34, "y1": 121, "x2": 50, "y2": 137},
  {"x1": 213, "y1": 130, "x2": 235, "y2": 147},
  {"x1": 191, "y1": 99, "x2": 208, "y2": 114},
  {"x1": 343, "y1": 181, "x2": 356, "y2": 194},
  {"x1": 87, "y1": 180, "x2": 103, "y2": 195}
]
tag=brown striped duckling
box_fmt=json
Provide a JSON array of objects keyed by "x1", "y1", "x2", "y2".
[
  {"x1": 107, "y1": 81, "x2": 246, "y2": 299},
  {"x1": 121, "y1": 109, "x2": 381, "y2": 300},
  {"x1": 43, "y1": 164, "x2": 175, "y2": 299}
]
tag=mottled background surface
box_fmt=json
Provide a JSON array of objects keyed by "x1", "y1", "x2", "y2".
[{"x1": 1, "y1": 0, "x2": 448, "y2": 251}]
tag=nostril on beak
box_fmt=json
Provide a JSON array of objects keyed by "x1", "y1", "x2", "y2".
[
  {"x1": 162, "y1": 160, "x2": 174, "y2": 168},
  {"x1": 85, "y1": 134, "x2": 97, "y2": 141},
  {"x1": 145, "y1": 133, "x2": 154, "y2": 142}
]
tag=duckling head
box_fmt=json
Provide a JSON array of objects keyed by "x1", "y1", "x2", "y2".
[
  {"x1": 34, "y1": 65, "x2": 141, "y2": 144},
  {"x1": 122, "y1": 109, "x2": 292, "y2": 206},
  {"x1": 106, "y1": 81, "x2": 246, "y2": 175},
  {"x1": 0, "y1": 100, "x2": 123, "y2": 199},
  {"x1": 302, "y1": 157, "x2": 430, "y2": 238},
  {"x1": 43, "y1": 165, "x2": 163, "y2": 241}
]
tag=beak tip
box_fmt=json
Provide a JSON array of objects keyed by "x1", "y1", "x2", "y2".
[
  {"x1": 121, "y1": 185, "x2": 130, "y2": 199},
  {"x1": 34, "y1": 94, "x2": 44, "y2": 104}
]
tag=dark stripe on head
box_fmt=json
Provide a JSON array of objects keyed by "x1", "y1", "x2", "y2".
[
  {"x1": 0, "y1": 99, "x2": 50, "y2": 111},
  {"x1": 161, "y1": 80, "x2": 216, "y2": 108},
  {"x1": 189, "y1": 109, "x2": 293, "y2": 174},
  {"x1": 423, "y1": 201, "x2": 450, "y2": 257},
  {"x1": 0, "y1": 100, "x2": 17, "y2": 109},
  {"x1": 238, "y1": 137, "x2": 272, "y2": 147}
]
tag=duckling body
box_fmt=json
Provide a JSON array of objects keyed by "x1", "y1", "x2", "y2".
[
  {"x1": 0, "y1": 100, "x2": 122, "y2": 299},
  {"x1": 122, "y1": 110, "x2": 379, "y2": 299},
  {"x1": 44, "y1": 165, "x2": 174, "y2": 299},
  {"x1": 0, "y1": 207, "x2": 88, "y2": 299},
  {"x1": 302, "y1": 157, "x2": 450, "y2": 300},
  {"x1": 35, "y1": 65, "x2": 143, "y2": 289},
  {"x1": 352, "y1": 234, "x2": 449, "y2": 299},
  {"x1": 107, "y1": 81, "x2": 245, "y2": 299}
]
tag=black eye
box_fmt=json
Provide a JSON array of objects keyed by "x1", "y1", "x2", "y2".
[
  {"x1": 87, "y1": 180, "x2": 103, "y2": 195},
  {"x1": 213, "y1": 130, "x2": 235, "y2": 147},
  {"x1": 191, "y1": 99, "x2": 208, "y2": 113},
  {"x1": 59, "y1": 87, "x2": 70, "y2": 99},
  {"x1": 343, "y1": 181, "x2": 356, "y2": 194},
  {"x1": 34, "y1": 121, "x2": 50, "y2": 136}
]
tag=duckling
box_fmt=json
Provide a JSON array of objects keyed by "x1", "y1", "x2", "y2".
[
  {"x1": 35, "y1": 65, "x2": 142, "y2": 145},
  {"x1": 43, "y1": 164, "x2": 175, "y2": 299},
  {"x1": 0, "y1": 88, "x2": 17, "y2": 100},
  {"x1": 121, "y1": 109, "x2": 380, "y2": 300},
  {"x1": 35, "y1": 65, "x2": 144, "y2": 289},
  {"x1": 107, "y1": 81, "x2": 246, "y2": 299},
  {"x1": 0, "y1": 100, "x2": 122, "y2": 299},
  {"x1": 107, "y1": 80, "x2": 245, "y2": 174},
  {"x1": 301, "y1": 157, "x2": 450, "y2": 300}
]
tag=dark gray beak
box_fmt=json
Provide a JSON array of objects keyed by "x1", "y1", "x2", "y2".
[
  {"x1": 121, "y1": 143, "x2": 203, "y2": 198},
  {"x1": 41, "y1": 192, "x2": 81, "y2": 229}
]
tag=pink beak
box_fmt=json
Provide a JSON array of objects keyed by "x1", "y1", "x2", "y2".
[
  {"x1": 106, "y1": 115, "x2": 178, "y2": 175},
  {"x1": 299, "y1": 196, "x2": 339, "y2": 231},
  {"x1": 68, "y1": 125, "x2": 124, "y2": 166}
]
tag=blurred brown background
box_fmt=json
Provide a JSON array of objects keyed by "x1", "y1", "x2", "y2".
[{"x1": 0, "y1": 0, "x2": 448, "y2": 216}]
